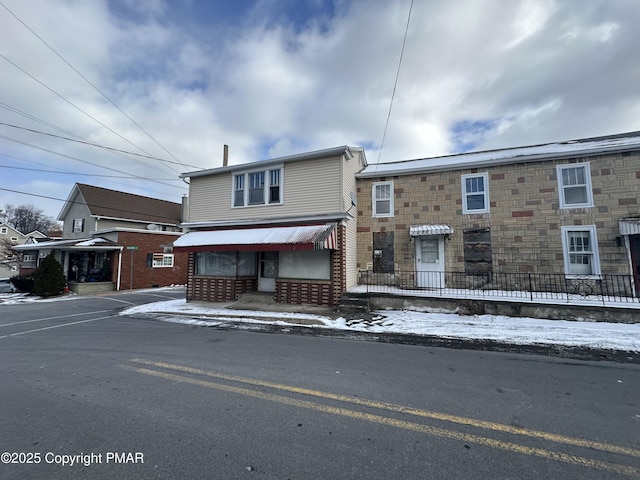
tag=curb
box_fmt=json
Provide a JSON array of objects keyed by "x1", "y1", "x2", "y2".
[{"x1": 140, "y1": 312, "x2": 640, "y2": 364}]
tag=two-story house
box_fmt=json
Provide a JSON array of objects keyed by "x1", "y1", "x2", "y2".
[
  {"x1": 356, "y1": 131, "x2": 640, "y2": 296},
  {"x1": 174, "y1": 146, "x2": 367, "y2": 306},
  {"x1": 0, "y1": 223, "x2": 46, "y2": 278},
  {"x1": 16, "y1": 183, "x2": 188, "y2": 294}
]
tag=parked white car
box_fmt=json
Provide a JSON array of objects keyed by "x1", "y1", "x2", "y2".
[{"x1": 0, "y1": 278, "x2": 14, "y2": 293}]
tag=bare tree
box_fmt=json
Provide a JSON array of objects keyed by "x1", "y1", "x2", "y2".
[
  {"x1": 0, "y1": 236, "x2": 22, "y2": 271},
  {"x1": 1, "y1": 204, "x2": 59, "y2": 234}
]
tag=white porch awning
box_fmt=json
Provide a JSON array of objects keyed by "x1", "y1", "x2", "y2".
[
  {"x1": 173, "y1": 224, "x2": 337, "y2": 252},
  {"x1": 619, "y1": 218, "x2": 640, "y2": 236},
  {"x1": 409, "y1": 224, "x2": 453, "y2": 236}
]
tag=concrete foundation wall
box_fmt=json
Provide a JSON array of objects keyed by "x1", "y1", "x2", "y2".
[{"x1": 365, "y1": 294, "x2": 640, "y2": 323}]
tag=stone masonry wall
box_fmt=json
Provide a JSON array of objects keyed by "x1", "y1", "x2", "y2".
[{"x1": 357, "y1": 152, "x2": 640, "y2": 275}]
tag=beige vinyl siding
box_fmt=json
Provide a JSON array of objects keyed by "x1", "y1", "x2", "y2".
[
  {"x1": 345, "y1": 217, "x2": 358, "y2": 289},
  {"x1": 187, "y1": 156, "x2": 344, "y2": 222}
]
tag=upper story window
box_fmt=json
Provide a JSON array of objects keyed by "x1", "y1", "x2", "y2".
[
  {"x1": 72, "y1": 218, "x2": 85, "y2": 233},
  {"x1": 462, "y1": 172, "x2": 489, "y2": 213},
  {"x1": 10, "y1": 237, "x2": 18, "y2": 244},
  {"x1": 561, "y1": 226, "x2": 600, "y2": 276},
  {"x1": 557, "y1": 163, "x2": 593, "y2": 208},
  {"x1": 372, "y1": 181, "x2": 393, "y2": 217},
  {"x1": 233, "y1": 167, "x2": 282, "y2": 207},
  {"x1": 0, "y1": 227, "x2": 7, "y2": 234}
]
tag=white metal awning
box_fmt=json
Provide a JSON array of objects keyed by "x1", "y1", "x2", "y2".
[
  {"x1": 619, "y1": 218, "x2": 640, "y2": 236},
  {"x1": 173, "y1": 224, "x2": 337, "y2": 252},
  {"x1": 409, "y1": 224, "x2": 453, "y2": 236}
]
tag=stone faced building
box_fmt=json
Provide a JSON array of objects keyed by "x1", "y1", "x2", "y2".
[{"x1": 356, "y1": 132, "x2": 640, "y2": 290}]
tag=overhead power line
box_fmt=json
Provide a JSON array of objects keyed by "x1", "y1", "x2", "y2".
[
  {"x1": 0, "y1": 0, "x2": 190, "y2": 173},
  {"x1": 0, "y1": 134, "x2": 186, "y2": 191},
  {"x1": 376, "y1": 0, "x2": 414, "y2": 166},
  {"x1": 0, "y1": 122, "x2": 200, "y2": 169},
  {"x1": 0, "y1": 186, "x2": 184, "y2": 224},
  {"x1": 0, "y1": 163, "x2": 180, "y2": 181}
]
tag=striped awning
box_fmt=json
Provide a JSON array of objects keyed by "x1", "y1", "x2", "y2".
[
  {"x1": 619, "y1": 218, "x2": 640, "y2": 236},
  {"x1": 409, "y1": 224, "x2": 453, "y2": 236},
  {"x1": 173, "y1": 224, "x2": 338, "y2": 252}
]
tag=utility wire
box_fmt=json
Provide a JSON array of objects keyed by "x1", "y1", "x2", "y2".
[
  {"x1": 0, "y1": 163, "x2": 180, "y2": 181},
  {"x1": 0, "y1": 0, "x2": 189, "y2": 173},
  {"x1": 0, "y1": 122, "x2": 200, "y2": 169},
  {"x1": 0, "y1": 54, "x2": 181, "y2": 179},
  {"x1": 0, "y1": 186, "x2": 183, "y2": 223},
  {"x1": 0, "y1": 134, "x2": 186, "y2": 191},
  {"x1": 375, "y1": 0, "x2": 414, "y2": 167}
]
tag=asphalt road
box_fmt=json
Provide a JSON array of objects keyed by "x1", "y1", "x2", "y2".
[{"x1": 1, "y1": 288, "x2": 639, "y2": 479}]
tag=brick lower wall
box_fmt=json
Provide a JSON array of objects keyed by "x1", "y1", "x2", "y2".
[
  {"x1": 191, "y1": 276, "x2": 258, "y2": 302},
  {"x1": 275, "y1": 279, "x2": 333, "y2": 305},
  {"x1": 185, "y1": 224, "x2": 348, "y2": 307}
]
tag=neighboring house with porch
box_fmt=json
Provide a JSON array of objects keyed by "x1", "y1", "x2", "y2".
[
  {"x1": 355, "y1": 131, "x2": 640, "y2": 298},
  {"x1": 174, "y1": 146, "x2": 367, "y2": 306},
  {"x1": 0, "y1": 224, "x2": 47, "y2": 278},
  {"x1": 16, "y1": 183, "x2": 188, "y2": 294}
]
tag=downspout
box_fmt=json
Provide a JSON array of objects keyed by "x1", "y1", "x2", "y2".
[{"x1": 116, "y1": 246, "x2": 124, "y2": 291}]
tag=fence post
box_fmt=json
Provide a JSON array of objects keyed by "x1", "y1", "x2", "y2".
[{"x1": 528, "y1": 273, "x2": 533, "y2": 301}]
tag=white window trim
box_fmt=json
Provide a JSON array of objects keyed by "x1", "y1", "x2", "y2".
[
  {"x1": 0, "y1": 227, "x2": 7, "y2": 234},
  {"x1": 557, "y1": 162, "x2": 594, "y2": 209},
  {"x1": 372, "y1": 181, "x2": 394, "y2": 218},
  {"x1": 461, "y1": 172, "x2": 489, "y2": 214},
  {"x1": 152, "y1": 253, "x2": 174, "y2": 268},
  {"x1": 232, "y1": 165, "x2": 284, "y2": 208},
  {"x1": 561, "y1": 225, "x2": 601, "y2": 277},
  {"x1": 23, "y1": 254, "x2": 36, "y2": 262},
  {"x1": 72, "y1": 218, "x2": 84, "y2": 233}
]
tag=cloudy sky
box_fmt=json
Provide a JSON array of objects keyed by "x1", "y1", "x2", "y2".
[{"x1": 1, "y1": 0, "x2": 639, "y2": 224}]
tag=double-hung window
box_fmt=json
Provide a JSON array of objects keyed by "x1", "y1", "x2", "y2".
[
  {"x1": 233, "y1": 167, "x2": 282, "y2": 207},
  {"x1": 372, "y1": 181, "x2": 393, "y2": 217},
  {"x1": 557, "y1": 163, "x2": 593, "y2": 208},
  {"x1": 0, "y1": 227, "x2": 7, "y2": 234},
  {"x1": 462, "y1": 173, "x2": 489, "y2": 213},
  {"x1": 73, "y1": 218, "x2": 85, "y2": 233},
  {"x1": 562, "y1": 226, "x2": 600, "y2": 276}
]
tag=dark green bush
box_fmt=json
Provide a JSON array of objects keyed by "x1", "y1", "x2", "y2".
[
  {"x1": 32, "y1": 253, "x2": 66, "y2": 297},
  {"x1": 10, "y1": 275, "x2": 34, "y2": 293}
]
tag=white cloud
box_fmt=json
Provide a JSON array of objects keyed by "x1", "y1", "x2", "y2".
[{"x1": 1, "y1": 0, "x2": 639, "y2": 220}]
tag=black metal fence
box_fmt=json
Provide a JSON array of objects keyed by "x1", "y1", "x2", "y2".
[{"x1": 358, "y1": 270, "x2": 640, "y2": 305}]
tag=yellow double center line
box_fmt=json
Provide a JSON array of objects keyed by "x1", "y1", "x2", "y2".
[{"x1": 122, "y1": 358, "x2": 640, "y2": 478}]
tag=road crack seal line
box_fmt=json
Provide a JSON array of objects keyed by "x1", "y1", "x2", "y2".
[{"x1": 121, "y1": 359, "x2": 640, "y2": 478}]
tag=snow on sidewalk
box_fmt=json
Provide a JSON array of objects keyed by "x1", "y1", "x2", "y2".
[{"x1": 122, "y1": 299, "x2": 640, "y2": 353}]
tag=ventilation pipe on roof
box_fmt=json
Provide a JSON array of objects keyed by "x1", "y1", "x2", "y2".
[{"x1": 223, "y1": 144, "x2": 229, "y2": 167}]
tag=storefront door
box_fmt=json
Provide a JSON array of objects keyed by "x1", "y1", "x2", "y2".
[{"x1": 258, "y1": 251, "x2": 277, "y2": 292}]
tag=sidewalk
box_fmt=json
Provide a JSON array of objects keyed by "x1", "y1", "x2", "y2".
[{"x1": 121, "y1": 297, "x2": 640, "y2": 364}]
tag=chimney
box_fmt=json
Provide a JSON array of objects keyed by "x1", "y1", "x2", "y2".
[{"x1": 223, "y1": 144, "x2": 229, "y2": 167}]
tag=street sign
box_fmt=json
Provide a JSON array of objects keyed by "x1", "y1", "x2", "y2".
[{"x1": 126, "y1": 246, "x2": 139, "y2": 250}]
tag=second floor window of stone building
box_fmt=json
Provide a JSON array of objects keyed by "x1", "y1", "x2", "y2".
[
  {"x1": 557, "y1": 163, "x2": 593, "y2": 208},
  {"x1": 372, "y1": 181, "x2": 393, "y2": 217},
  {"x1": 462, "y1": 173, "x2": 489, "y2": 214}
]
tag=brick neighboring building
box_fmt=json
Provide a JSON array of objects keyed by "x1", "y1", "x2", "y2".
[
  {"x1": 356, "y1": 131, "x2": 640, "y2": 290},
  {"x1": 15, "y1": 183, "x2": 187, "y2": 294}
]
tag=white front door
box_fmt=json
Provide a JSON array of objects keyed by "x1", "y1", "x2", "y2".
[
  {"x1": 258, "y1": 251, "x2": 277, "y2": 292},
  {"x1": 415, "y1": 236, "x2": 445, "y2": 288}
]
